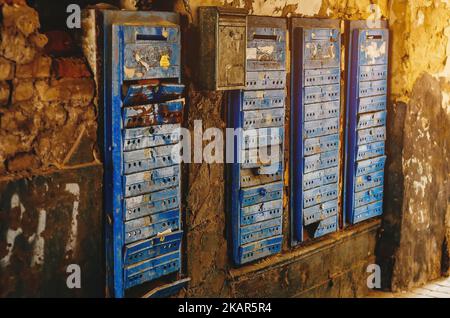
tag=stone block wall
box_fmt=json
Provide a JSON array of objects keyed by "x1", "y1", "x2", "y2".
[{"x1": 0, "y1": 2, "x2": 99, "y2": 177}]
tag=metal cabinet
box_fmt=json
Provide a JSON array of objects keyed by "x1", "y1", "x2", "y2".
[
  {"x1": 228, "y1": 16, "x2": 286, "y2": 265},
  {"x1": 290, "y1": 18, "x2": 342, "y2": 243},
  {"x1": 199, "y1": 7, "x2": 247, "y2": 91},
  {"x1": 344, "y1": 21, "x2": 389, "y2": 225},
  {"x1": 101, "y1": 10, "x2": 188, "y2": 298}
]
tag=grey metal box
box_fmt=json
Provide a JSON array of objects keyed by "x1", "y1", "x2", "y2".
[{"x1": 198, "y1": 7, "x2": 247, "y2": 91}]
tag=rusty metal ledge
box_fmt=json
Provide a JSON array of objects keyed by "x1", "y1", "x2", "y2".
[{"x1": 229, "y1": 219, "x2": 382, "y2": 281}]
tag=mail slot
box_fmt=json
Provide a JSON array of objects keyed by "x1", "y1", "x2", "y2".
[
  {"x1": 123, "y1": 165, "x2": 180, "y2": 198},
  {"x1": 125, "y1": 251, "x2": 181, "y2": 289},
  {"x1": 125, "y1": 209, "x2": 180, "y2": 244},
  {"x1": 243, "y1": 90, "x2": 285, "y2": 110},
  {"x1": 238, "y1": 236, "x2": 282, "y2": 264},
  {"x1": 124, "y1": 231, "x2": 183, "y2": 266},
  {"x1": 122, "y1": 26, "x2": 181, "y2": 81},
  {"x1": 123, "y1": 99, "x2": 184, "y2": 128},
  {"x1": 122, "y1": 83, "x2": 185, "y2": 106},
  {"x1": 303, "y1": 200, "x2": 338, "y2": 226},
  {"x1": 199, "y1": 7, "x2": 247, "y2": 90},
  {"x1": 124, "y1": 187, "x2": 180, "y2": 221},
  {"x1": 240, "y1": 199, "x2": 283, "y2": 226},
  {"x1": 123, "y1": 124, "x2": 181, "y2": 151}
]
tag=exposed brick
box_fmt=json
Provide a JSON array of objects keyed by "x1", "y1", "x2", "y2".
[
  {"x1": 12, "y1": 79, "x2": 34, "y2": 102},
  {"x1": 0, "y1": 133, "x2": 24, "y2": 158},
  {"x1": 0, "y1": 27, "x2": 37, "y2": 64},
  {"x1": 53, "y1": 58, "x2": 91, "y2": 78},
  {"x1": 6, "y1": 152, "x2": 40, "y2": 172},
  {"x1": 43, "y1": 30, "x2": 76, "y2": 56},
  {"x1": 0, "y1": 81, "x2": 11, "y2": 106},
  {"x1": 2, "y1": 4, "x2": 40, "y2": 37},
  {"x1": 35, "y1": 78, "x2": 95, "y2": 106},
  {"x1": 0, "y1": 57, "x2": 15, "y2": 81},
  {"x1": 29, "y1": 33, "x2": 48, "y2": 49},
  {"x1": 16, "y1": 56, "x2": 52, "y2": 78},
  {"x1": 0, "y1": 108, "x2": 29, "y2": 133},
  {"x1": 43, "y1": 102, "x2": 68, "y2": 127}
]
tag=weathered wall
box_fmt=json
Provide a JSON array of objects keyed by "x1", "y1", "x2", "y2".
[
  {"x1": 0, "y1": 164, "x2": 103, "y2": 298},
  {"x1": 376, "y1": 0, "x2": 450, "y2": 291},
  {"x1": 0, "y1": 1, "x2": 104, "y2": 298},
  {"x1": 0, "y1": 2, "x2": 99, "y2": 177}
]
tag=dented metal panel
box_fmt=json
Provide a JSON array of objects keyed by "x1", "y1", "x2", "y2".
[
  {"x1": 245, "y1": 70, "x2": 286, "y2": 90},
  {"x1": 123, "y1": 124, "x2": 181, "y2": 151},
  {"x1": 122, "y1": 83, "x2": 185, "y2": 106},
  {"x1": 238, "y1": 236, "x2": 282, "y2": 264},
  {"x1": 356, "y1": 141, "x2": 385, "y2": 161},
  {"x1": 124, "y1": 251, "x2": 181, "y2": 289},
  {"x1": 123, "y1": 144, "x2": 179, "y2": 174},
  {"x1": 303, "y1": 183, "x2": 339, "y2": 208},
  {"x1": 243, "y1": 108, "x2": 285, "y2": 129},
  {"x1": 125, "y1": 209, "x2": 180, "y2": 244},
  {"x1": 314, "y1": 215, "x2": 338, "y2": 238},
  {"x1": 123, "y1": 166, "x2": 180, "y2": 198},
  {"x1": 123, "y1": 231, "x2": 183, "y2": 266},
  {"x1": 242, "y1": 127, "x2": 283, "y2": 149},
  {"x1": 303, "y1": 150, "x2": 339, "y2": 173},
  {"x1": 303, "y1": 200, "x2": 338, "y2": 226},
  {"x1": 304, "y1": 117, "x2": 339, "y2": 138},
  {"x1": 304, "y1": 134, "x2": 339, "y2": 156},
  {"x1": 124, "y1": 187, "x2": 180, "y2": 221},
  {"x1": 123, "y1": 99, "x2": 184, "y2": 128}
]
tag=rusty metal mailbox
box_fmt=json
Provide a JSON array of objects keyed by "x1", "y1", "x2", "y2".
[
  {"x1": 100, "y1": 10, "x2": 189, "y2": 298},
  {"x1": 199, "y1": 7, "x2": 247, "y2": 90},
  {"x1": 227, "y1": 16, "x2": 286, "y2": 265}
]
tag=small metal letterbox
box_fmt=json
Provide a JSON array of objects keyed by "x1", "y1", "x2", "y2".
[
  {"x1": 344, "y1": 20, "x2": 389, "y2": 225},
  {"x1": 199, "y1": 7, "x2": 247, "y2": 90}
]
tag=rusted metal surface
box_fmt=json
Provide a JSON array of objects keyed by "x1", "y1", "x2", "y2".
[
  {"x1": 123, "y1": 99, "x2": 184, "y2": 128},
  {"x1": 0, "y1": 164, "x2": 104, "y2": 298},
  {"x1": 198, "y1": 7, "x2": 247, "y2": 90}
]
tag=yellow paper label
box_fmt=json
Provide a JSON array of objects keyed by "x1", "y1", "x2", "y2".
[{"x1": 160, "y1": 54, "x2": 170, "y2": 68}]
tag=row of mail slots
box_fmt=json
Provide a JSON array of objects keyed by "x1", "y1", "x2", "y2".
[
  {"x1": 102, "y1": 11, "x2": 188, "y2": 298},
  {"x1": 102, "y1": 8, "x2": 389, "y2": 297},
  {"x1": 206, "y1": 11, "x2": 389, "y2": 263}
]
